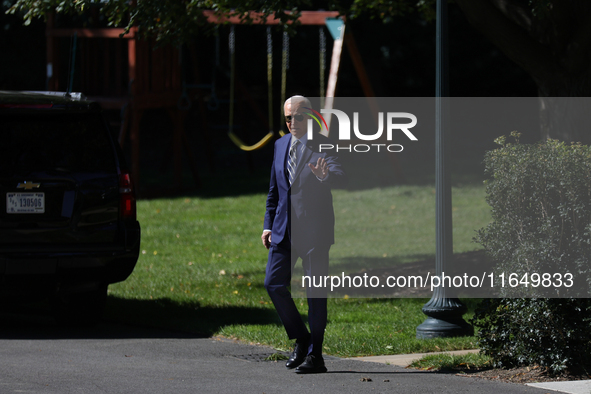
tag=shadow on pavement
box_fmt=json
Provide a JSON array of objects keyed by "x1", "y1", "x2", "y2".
[
  {"x1": 0, "y1": 295, "x2": 281, "y2": 341},
  {"x1": 0, "y1": 305, "x2": 202, "y2": 340}
]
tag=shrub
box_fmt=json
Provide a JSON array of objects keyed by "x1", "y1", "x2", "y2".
[
  {"x1": 472, "y1": 298, "x2": 591, "y2": 373},
  {"x1": 476, "y1": 133, "x2": 591, "y2": 296},
  {"x1": 473, "y1": 133, "x2": 591, "y2": 373}
]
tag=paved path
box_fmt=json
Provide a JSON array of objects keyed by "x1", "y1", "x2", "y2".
[
  {"x1": 0, "y1": 313, "x2": 559, "y2": 394},
  {"x1": 356, "y1": 351, "x2": 591, "y2": 394},
  {"x1": 354, "y1": 349, "x2": 480, "y2": 367},
  {"x1": 526, "y1": 380, "x2": 591, "y2": 394}
]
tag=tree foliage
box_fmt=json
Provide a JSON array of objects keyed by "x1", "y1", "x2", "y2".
[
  {"x1": 348, "y1": 0, "x2": 436, "y2": 21},
  {"x1": 8, "y1": 0, "x2": 590, "y2": 91},
  {"x1": 452, "y1": 1, "x2": 591, "y2": 97},
  {"x1": 6, "y1": 0, "x2": 316, "y2": 44},
  {"x1": 8, "y1": 0, "x2": 591, "y2": 140}
]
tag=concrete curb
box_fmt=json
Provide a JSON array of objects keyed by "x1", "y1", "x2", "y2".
[
  {"x1": 353, "y1": 349, "x2": 591, "y2": 394},
  {"x1": 526, "y1": 380, "x2": 591, "y2": 394},
  {"x1": 349, "y1": 349, "x2": 480, "y2": 367}
]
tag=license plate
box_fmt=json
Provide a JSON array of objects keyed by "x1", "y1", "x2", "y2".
[{"x1": 6, "y1": 193, "x2": 45, "y2": 214}]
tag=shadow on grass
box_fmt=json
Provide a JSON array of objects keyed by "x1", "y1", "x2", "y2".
[
  {"x1": 326, "y1": 254, "x2": 436, "y2": 273},
  {"x1": 138, "y1": 154, "x2": 487, "y2": 200},
  {"x1": 0, "y1": 302, "x2": 205, "y2": 340},
  {"x1": 140, "y1": 168, "x2": 272, "y2": 200},
  {"x1": 293, "y1": 251, "x2": 496, "y2": 298}
]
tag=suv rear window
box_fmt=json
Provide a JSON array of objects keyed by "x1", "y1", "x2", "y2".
[{"x1": 0, "y1": 113, "x2": 117, "y2": 177}]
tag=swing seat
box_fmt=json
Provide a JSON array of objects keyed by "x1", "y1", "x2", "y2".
[{"x1": 228, "y1": 130, "x2": 274, "y2": 151}]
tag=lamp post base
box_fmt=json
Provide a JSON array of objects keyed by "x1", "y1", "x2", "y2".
[
  {"x1": 416, "y1": 297, "x2": 473, "y2": 339},
  {"x1": 416, "y1": 316, "x2": 473, "y2": 339}
]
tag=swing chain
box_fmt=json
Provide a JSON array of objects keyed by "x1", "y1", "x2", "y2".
[
  {"x1": 319, "y1": 27, "x2": 326, "y2": 108},
  {"x1": 283, "y1": 30, "x2": 289, "y2": 70},
  {"x1": 320, "y1": 27, "x2": 326, "y2": 60},
  {"x1": 178, "y1": 45, "x2": 192, "y2": 110},
  {"x1": 280, "y1": 28, "x2": 289, "y2": 137},
  {"x1": 227, "y1": 24, "x2": 274, "y2": 152},
  {"x1": 266, "y1": 26, "x2": 273, "y2": 70},
  {"x1": 228, "y1": 24, "x2": 235, "y2": 135},
  {"x1": 229, "y1": 25, "x2": 235, "y2": 55},
  {"x1": 266, "y1": 26, "x2": 273, "y2": 131},
  {"x1": 208, "y1": 26, "x2": 221, "y2": 110}
]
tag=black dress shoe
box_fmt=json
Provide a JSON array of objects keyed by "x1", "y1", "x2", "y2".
[
  {"x1": 295, "y1": 355, "x2": 327, "y2": 374},
  {"x1": 285, "y1": 341, "x2": 307, "y2": 369}
]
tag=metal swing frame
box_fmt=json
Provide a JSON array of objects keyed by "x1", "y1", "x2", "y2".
[{"x1": 205, "y1": 11, "x2": 347, "y2": 151}]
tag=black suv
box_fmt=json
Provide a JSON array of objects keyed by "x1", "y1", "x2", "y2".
[{"x1": 0, "y1": 91, "x2": 140, "y2": 325}]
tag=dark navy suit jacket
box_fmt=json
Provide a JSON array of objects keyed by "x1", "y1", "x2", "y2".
[{"x1": 264, "y1": 132, "x2": 347, "y2": 255}]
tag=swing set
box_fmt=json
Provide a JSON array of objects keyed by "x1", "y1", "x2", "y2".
[
  {"x1": 44, "y1": 10, "x2": 392, "y2": 194},
  {"x1": 224, "y1": 20, "x2": 336, "y2": 151},
  {"x1": 200, "y1": 11, "x2": 372, "y2": 152}
]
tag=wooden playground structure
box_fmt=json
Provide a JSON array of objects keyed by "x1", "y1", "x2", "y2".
[{"x1": 44, "y1": 10, "x2": 388, "y2": 193}]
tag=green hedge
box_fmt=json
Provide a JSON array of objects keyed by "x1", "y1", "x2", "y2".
[
  {"x1": 473, "y1": 133, "x2": 591, "y2": 373},
  {"x1": 476, "y1": 133, "x2": 591, "y2": 293},
  {"x1": 472, "y1": 298, "x2": 591, "y2": 373}
]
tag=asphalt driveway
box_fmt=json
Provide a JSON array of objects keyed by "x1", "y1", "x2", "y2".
[{"x1": 0, "y1": 311, "x2": 553, "y2": 394}]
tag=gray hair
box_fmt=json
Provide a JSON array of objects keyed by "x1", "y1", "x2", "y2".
[{"x1": 284, "y1": 95, "x2": 312, "y2": 110}]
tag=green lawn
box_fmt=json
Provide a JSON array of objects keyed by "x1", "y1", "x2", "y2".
[
  {"x1": 409, "y1": 352, "x2": 493, "y2": 370},
  {"x1": 106, "y1": 181, "x2": 490, "y2": 357}
]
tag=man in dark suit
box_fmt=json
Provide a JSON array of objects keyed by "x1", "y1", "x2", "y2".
[{"x1": 262, "y1": 95, "x2": 347, "y2": 374}]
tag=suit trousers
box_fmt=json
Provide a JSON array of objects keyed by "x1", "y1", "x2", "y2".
[{"x1": 264, "y1": 240, "x2": 330, "y2": 357}]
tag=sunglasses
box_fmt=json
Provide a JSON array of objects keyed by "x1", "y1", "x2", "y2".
[{"x1": 285, "y1": 114, "x2": 305, "y2": 123}]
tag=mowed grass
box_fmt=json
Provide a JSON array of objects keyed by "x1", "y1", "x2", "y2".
[
  {"x1": 409, "y1": 352, "x2": 493, "y2": 370},
  {"x1": 105, "y1": 183, "x2": 490, "y2": 357},
  {"x1": 331, "y1": 184, "x2": 490, "y2": 266}
]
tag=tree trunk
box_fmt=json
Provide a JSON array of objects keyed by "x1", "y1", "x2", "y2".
[{"x1": 537, "y1": 73, "x2": 591, "y2": 144}]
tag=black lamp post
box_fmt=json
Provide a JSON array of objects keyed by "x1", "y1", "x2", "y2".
[{"x1": 416, "y1": 0, "x2": 473, "y2": 339}]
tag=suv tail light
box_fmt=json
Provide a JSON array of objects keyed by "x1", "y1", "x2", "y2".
[{"x1": 119, "y1": 172, "x2": 136, "y2": 220}]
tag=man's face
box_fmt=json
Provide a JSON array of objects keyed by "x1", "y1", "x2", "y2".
[{"x1": 284, "y1": 100, "x2": 309, "y2": 139}]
